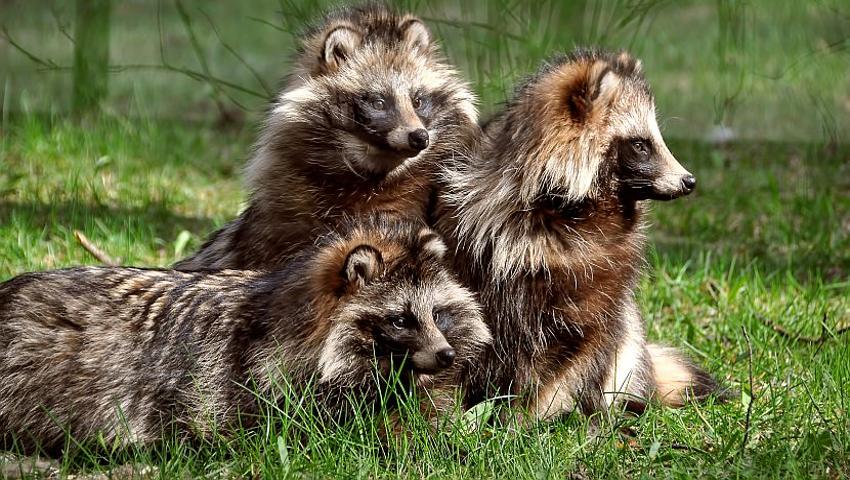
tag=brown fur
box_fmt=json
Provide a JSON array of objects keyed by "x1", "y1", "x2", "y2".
[
  {"x1": 0, "y1": 217, "x2": 490, "y2": 452},
  {"x1": 289, "y1": 2, "x2": 432, "y2": 84},
  {"x1": 435, "y1": 49, "x2": 727, "y2": 419},
  {"x1": 176, "y1": 4, "x2": 478, "y2": 271}
]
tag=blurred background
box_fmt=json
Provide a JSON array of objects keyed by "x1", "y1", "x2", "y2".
[{"x1": 2, "y1": 0, "x2": 848, "y2": 141}]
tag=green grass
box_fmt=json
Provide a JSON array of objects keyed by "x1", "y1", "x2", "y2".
[
  {"x1": 0, "y1": 114, "x2": 247, "y2": 274},
  {"x1": 1, "y1": 115, "x2": 848, "y2": 479},
  {"x1": 2, "y1": 0, "x2": 850, "y2": 478}
]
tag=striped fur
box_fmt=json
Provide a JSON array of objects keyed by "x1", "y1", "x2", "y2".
[{"x1": 0, "y1": 217, "x2": 489, "y2": 452}]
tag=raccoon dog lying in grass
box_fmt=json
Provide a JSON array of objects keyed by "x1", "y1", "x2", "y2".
[
  {"x1": 435, "y1": 49, "x2": 729, "y2": 420},
  {"x1": 0, "y1": 217, "x2": 490, "y2": 452},
  {"x1": 176, "y1": 3, "x2": 478, "y2": 270}
]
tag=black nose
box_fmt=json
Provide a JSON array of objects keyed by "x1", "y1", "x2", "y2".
[
  {"x1": 681, "y1": 174, "x2": 697, "y2": 192},
  {"x1": 435, "y1": 348, "x2": 456, "y2": 368},
  {"x1": 408, "y1": 129, "x2": 429, "y2": 152}
]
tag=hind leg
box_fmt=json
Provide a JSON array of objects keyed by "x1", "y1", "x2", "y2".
[
  {"x1": 602, "y1": 300, "x2": 655, "y2": 411},
  {"x1": 605, "y1": 298, "x2": 731, "y2": 410}
]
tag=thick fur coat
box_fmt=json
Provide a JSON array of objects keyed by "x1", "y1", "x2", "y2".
[
  {"x1": 0, "y1": 218, "x2": 490, "y2": 451},
  {"x1": 435, "y1": 49, "x2": 726, "y2": 419},
  {"x1": 176, "y1": 4, "x2": 478, "y2": 270}
]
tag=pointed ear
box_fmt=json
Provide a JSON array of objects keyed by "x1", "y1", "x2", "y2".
[
  {"x1": 400, "y1": 18, "x2": 430, "y2": 50},
  {"x1": 417, "y1": 228, "x2": 447, "y2": 260},
  {"x1": 615, "y1": 50, "x2": 642, "y2": 75},
  {"x1": 322, "y1": 25, "x2": 363, "y2": 71},
  {"x1": 341, "y1": 245, "x2": 384, "y2": 293},
  {"x1": 566, "y1": 61, "x2": 621, "y2": 122}
]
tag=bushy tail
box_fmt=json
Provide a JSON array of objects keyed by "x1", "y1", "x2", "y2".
[{"x1": 647, "y1": 344, "x2": 732, "y2": 407}]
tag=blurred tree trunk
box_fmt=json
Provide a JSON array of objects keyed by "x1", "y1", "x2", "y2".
[{"x1": 72, "y1": 0, "x2": 112, "y2": 116}]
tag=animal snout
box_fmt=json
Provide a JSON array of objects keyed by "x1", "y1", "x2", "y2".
[
  {"x1": 408, "y1": 129, "x2": 429, "y2": 152},
  {"x1": 681, "y1": 174, "x2": 697, "y2": 193},
  {"x1": 435, "y1": 347, "x2": 456, "y2": 368},
  {"x1": 411, "y1": 343, "x2": 455, "y2": 373},
  {"x1": 648, "y1": 171, "x2": 697, "y2": 200}
]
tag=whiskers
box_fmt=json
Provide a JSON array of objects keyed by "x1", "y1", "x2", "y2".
[
  {"x1": 620, "y1": 178, "x2": 653, "y2": 188},
  {"x1": 340, "y1": 148, "x2": 368, "y2": 180}
]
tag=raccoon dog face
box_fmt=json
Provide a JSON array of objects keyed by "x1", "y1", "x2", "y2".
[
  {"x1": 272, "y1": 13, "x2": 476, "y2": 176},
  {"x1": 506, "y1": 49, "x2": 694, "y2": 208},
  {"x1": 317, "y1": 222, "x2": 490, "y2": 381}
]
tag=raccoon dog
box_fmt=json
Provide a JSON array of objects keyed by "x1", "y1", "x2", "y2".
[
  {"x1": 0, "y1": 218, "x2": 490, "y2": 451},
  {"x1": 176, "y1": 4, "x2": 478, "y2": 270},
  {"x1": 435, "y1": 49, "x2": 728, "y2": 419}
]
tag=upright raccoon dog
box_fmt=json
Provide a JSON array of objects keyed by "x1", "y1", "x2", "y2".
[
  {"x1": 0, "y1": 218, "x2": 490, "y2": 452},
  {"x1": 176, "y1": 4, "x2": 478, "y2": 270},
  {"x1": 435, "y1": 49, "x2": 728, "y2": 419}
]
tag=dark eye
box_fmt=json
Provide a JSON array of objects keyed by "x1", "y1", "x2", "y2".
[
  {"x1": 631, "y1": 140, "x2": 649, "y2": 156},
  {"x1": 412, "y1": 95, "x2": 422, "y2": 110},
  {"x1": 390, "y1": 315, "x2": 413, "y2": 330},
  {"x1": 372, "y1": 98, "x2": 386, "y2": 110},
  {"x1": 433, "y1": 309, "x2": 453, "y2": 331}
]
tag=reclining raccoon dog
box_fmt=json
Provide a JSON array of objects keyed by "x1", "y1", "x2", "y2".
[
  {"x1": 436, "y1": 49, "x2": 727, "y2": 419},
  {"x1": 177, "y1": 4, "x2": 477, "y2": 270},
  {"x1": 0, "y1": 219, "x2": 490, "y2": 451}
]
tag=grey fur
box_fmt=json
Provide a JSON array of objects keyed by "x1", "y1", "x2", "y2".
[
  {"x1": 0, "y1": 217, "x2": 489, "y2": 451},
  {"x1": 175, "y1": 3, "x2": 478, "y2": 271}
]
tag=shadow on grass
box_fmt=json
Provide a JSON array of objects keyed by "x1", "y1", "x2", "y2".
[{"x1": 0, "y1": 200, "x2": 217, "y2": 246}]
